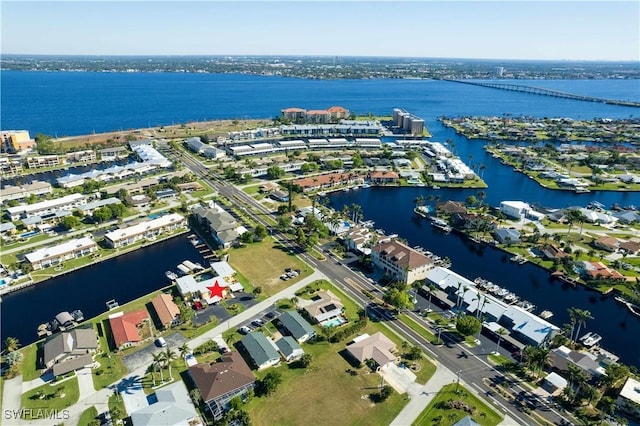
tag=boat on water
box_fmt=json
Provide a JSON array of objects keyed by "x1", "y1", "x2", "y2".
[
  {"x1": 580, "y1": 332, "x2": 603, "y2": 347},
  {"x1": 539, "y1": 310, "x2": 554, "y2": 319},
  {"x1": 510, "y1": 254, "x2": 527, "y2": 264},
  {"x1": 429, "y1": 217, "x2": 452, "y2": 233},
  {"x1": 614, "y1": 296, "x2": 640, "y2": 318},
  {"x1": 432, "y1": 185, "x2": 441, "y2": 190},
  {"x1": 413, "y1": 205, "x2": 432, "y2": 218},
  {"x1": 37, "y1": 310, "x2": 84, "y2": 337},
  {"x1": 165, "y1": 270, "x2": 178, "y2": 280},
  {"x1": 106, "y1": 299, "x2": 119, "y2": 310}
]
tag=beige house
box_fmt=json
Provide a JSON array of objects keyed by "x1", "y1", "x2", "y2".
[
  {"x1": 346, "y1": 332, "x2": 397, "y2": 370},
  {"x1": 371, "y1": 239, "x2": 434, "y2": 284},
  {"x1": 303, "y1": 290, "x2": 344, "y2": 324}
]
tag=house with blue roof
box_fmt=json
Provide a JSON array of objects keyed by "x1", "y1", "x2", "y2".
[
  {"x1": 240, "y1": 332, "x2": 280, "y2": 370},
  {"x1": 278, "y1": 311, "x2": 316, "y2": 343}
]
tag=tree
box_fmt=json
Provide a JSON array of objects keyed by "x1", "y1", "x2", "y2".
[
  {"x1": 240, "y1": 231, "x2": 254, "y2": 244},
  {"x1": 573, "y1": 309, "x2": 593, "y2": 344},
  {"x1": 383, "y1": 287, "x2": 414, "y2": 312},
  {"x1": 163, "y1": 348, "x2": 177, "y2": 380},
  {"x1": 406, "y1": 345, "x2": 422, "y2": 361},
  {"x1": 267, "y1": 166, "x2": 284, "y2": 180},
  {"x1": 179, "y1": 302, "x2": 194, "y2": 326},
  {"x1": 254, "y1": 224, "x2": 268, "y2": 240},
  {"x1": 59, "y1": 215, "x2": 81, "y2": 230},
  {"x1": 152, "y1": 353, "x2": 165, "y2": 383},
  {"x1": 3, "y1": 336, "x2": 21, "y2": 354},
  {"x1": 178, "y1": 343, "x2": 190, "y2": 363},
  {"x1": 92, "y1": 206, "x2": 113, "y2": 223},
  {"x1": 299, "y1": 353, "x2": 313, "y2": 368},
  {"x1": 455, "y1": 315, "x2": 481, "y2": 337},
  {"x1": 494, "y1": 327, "x2": 507, "y2": 354},
  {"x1": 258, "y1": 371, "x2": 282, "y2": 396},
  {"x1": 376, "y1": 385, "x2": 394, "y2": 402}
]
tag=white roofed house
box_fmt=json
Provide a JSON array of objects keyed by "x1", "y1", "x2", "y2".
[
  {"x1": 5, "y1": 193, "x2": 87, "y2": 221},
  {"x1": 24, "y1": 237, "x2": 98, "y2": 270},
  {"x1": 616, "y1": 377, "x2": 640, "y2": 420},
  {"x1": 500, "y1": 201, "x2": 531, "y2": 220},
  {"x1": 103, "y1": 213, "x2": 186, "y2": 248}
]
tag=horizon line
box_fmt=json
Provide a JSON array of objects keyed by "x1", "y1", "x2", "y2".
[{"x1": 2, "y1": 53, "x2": 639, "y2": 63}]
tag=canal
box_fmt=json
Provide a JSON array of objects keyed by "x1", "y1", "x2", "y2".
[
  {"x1": 0, "y1": 235, "x2": 204, "y2": 347},
  {"x1": 327, "y1": 186, "x2": 640, "y2": 369}
]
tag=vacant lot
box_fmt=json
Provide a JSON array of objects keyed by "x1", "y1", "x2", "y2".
[
  {"x1": 227, "y1": 238, "x2": 311, "y2": 293},
  {"x1": 247, "y1": 342, "x2": 408, "y2": 426}
]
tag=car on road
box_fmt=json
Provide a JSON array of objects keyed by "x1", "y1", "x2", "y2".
[
  {"x1": 155, "y1": 337, "x2": 167, "y2": 347},
  {"x1": 238, "y1": 326, "x2": 252, "y2": 335},
  {"x1": 382, "y1": 310, "x2": 395, "y2": 320}
]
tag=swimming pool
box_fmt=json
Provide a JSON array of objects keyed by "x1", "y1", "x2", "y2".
[
  {"x1": 322, "y1": 317, "x2": 345, "y2": 328},
  {"x1": 20, "y1": 230, "x2": 40, "y2": 239}
]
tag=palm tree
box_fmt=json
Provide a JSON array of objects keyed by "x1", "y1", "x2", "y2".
[
  {"x1": 567, "y1": 307, "x2": 578, "y2": 343},
  {"x1": 290, "y1": 296, "x2": 299, "y2": 309},
  {"x1": 414, "y1": 195, "x2": 425, "y2": 208},
  {"x1": 3, "y1": 337, "x2": 20, "y2": 354},
  {"x1": 424, "y1": 283, "x2": 437, "y2": 311},
  {"x1": 152, "y1": 353, "x2": 165, "y2": 383},
  {"x1": 178, "y1": 343, "x2": 190, "y2": 364},
  {"x1": 163, "y1": 348, "x2": 178, "y2": 380},
  {"x1": 574, "y1": 309, "x2": 593, "y2": 344},
  {"x1": 494, "y1": 328, "x2": 507, "y2": 354}
]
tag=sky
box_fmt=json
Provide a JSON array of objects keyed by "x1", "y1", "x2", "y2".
[{"x1": 1, "y1": 1, "x2": 639, "y2": 61}]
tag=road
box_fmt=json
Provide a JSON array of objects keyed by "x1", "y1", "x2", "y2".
[{"x1": 166, "y1": 145, "x2": 575, "y2": 426}]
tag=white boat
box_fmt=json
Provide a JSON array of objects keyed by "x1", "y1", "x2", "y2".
[
  {"x1": 582, "y1": 333, "x2": 602, "y2": 347},
  {"x1": 540, "y1": 310, "x2": 554, "y2": 319},
  {"x1": 165, "y1": 270, "x2": 178, "y2": 280}
]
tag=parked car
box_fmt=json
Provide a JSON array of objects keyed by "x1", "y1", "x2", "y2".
[
  {"x1": 238, "y1": 326, "x2": 252, "y2": 335},
  {"x1": 251, "y1": 319, "x2": 264, "y2": 327},
  {"x1": 155, "y1": 337, "x2": 167, "y2": 347}
]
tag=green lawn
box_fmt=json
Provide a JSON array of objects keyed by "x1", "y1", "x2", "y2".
[
  {"x1": 78, "y1": 406, "x2": 99, "y2": 426},
  {"x1": 398, "y1": 314, "x2": 438, "y2": 344},
  {"x1": 246, "y1": 342, "x2": 409, "y2": 426},
  {"x1": 227, "y1": 237, "x2": 311, "y2": 295},
  {"x1": 21, "y1": 344, "x2": 42, "y2": 381},
  {"x1": 21, "y1": 377, "x2": 80, "y2": 419},
  {"x1": 412, "y1": 383, "x2": 503, "y2": 426}
]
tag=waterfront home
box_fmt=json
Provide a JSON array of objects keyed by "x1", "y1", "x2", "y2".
[
  {"x1": 0, "y1": 181, "x2": 52, "y2": 202},
  {"x1": 103, "y1": 213, "x2": 186, "y2": 248},
  {"x1": 278, "y1": 311, "x2": 317, "y2": 343},
  {"x1": 302, "y1": 290, "x2": 344, "y2": 326},
  {"x1": 500, "y1": 201, "x2": 531, "y2": 220},
  {"x1": 578, "y1": 208, "x2": 618, "y2": 225},
  {"x1": 175, "y1": 275, "x2": 231, "y2": 304},
  {"x1": 239, "y1": 332, "x2": 281, "y2": 370},
  {"x1": 276, "y1": 336, "x2": 304, "y2": 362},
  {"x1": 108, "y1": 309, "x2": 150, "y2": 350},
  {"x1": 613, "y1": 210, "x2": 640, "y2": 224},
  {"x1": 24, "y1": 237, "x2": 98, "y2": 270},
  {"x1": 619, "y1": 240, "x2": 640, "y2": 255},
  {"x1": 130, "y1": 381, "x2": 202, "y2": 426},
  {"x1": 370, "y1": 170, "x2": 399, "y2": 184},
  {"x1": 617, "y1": 377, "x2": 640, "y2": 420},
  {"x1": 192, "y1": 205, "x2": 247, "y2": 249},
  {"x1": 436, "y1": 200, "x2": 468, "y2": 215},
  {"x1": 1, "y1": 130, "x2": 35, "y2": 153},
  {"x1": 189, "y1": 351, "x2": 255, "y2": 421},
  {"x1": 292, "y1": 172, "x2": 364, "y2": 193},
  {"x1": 342, "y1": 225, "x2": 376, "y2": 256},
  {"x1": 346, "y1": 332, "x2": 397, "y2": 370},
  {"x1": 371, "y1": 239, "x2": 434, "y2": 285},
  {"x1": 26, "y1": 155, "x2": 62, "y2": 169},
  {"x1": 43, "y1": 327, "x2": 99, "y2": 377},
  {"x1": 580, "y1": 261, "x2": 624, "y2": 281},
  {"x1": 550, "y1": 345, "x2": 605, "y2": 378},
  {"x1": 494, "y1": 228, "x2": 521, "y2": 245},
  {"x1": 151, "y1": 293, "x2": 181, "y2": 329},
  {"x1": 540, "y1": 244, "x2": 570, "y2": 261},
  {"x1": 6, "y1": 193, "x2": 87, "y2": 221}
]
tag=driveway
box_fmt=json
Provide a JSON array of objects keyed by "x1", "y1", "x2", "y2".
[
  {"x1": 192, "y1": 303, "x2": 230, "y2": 326},
  {"x1": 380, "y1": 362, "x2": 417, "y2": 394},
  {"x1": 121, "y1": 332, "x2": 186, "y2": 372},
  {"x1": 76, "y1": 367, "x2": 96, "y2": 400}
]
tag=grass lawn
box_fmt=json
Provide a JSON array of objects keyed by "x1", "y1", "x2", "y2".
[
  {"x1": 78, "y1": 406, "x2": 99, "y2": 426},
  {"x1": 412, "y1": 383, "x2": 503, "y2": 426},
  {"x1": 487, "y1": 353, "x2": 510, "y2": 366},
  {"x1": 246, "y1": 342, "x2": 409, "y2": 426},
  {"x1": 21, "y1": 377, "x2": 80, "y2": 418},
  {"x1": 21, "y1": 345, "x2": 42, "y2": 381},
  {"x1": 227, "y1": 237, "x2": 311, "y2": 294},
  {"x1": 398, "y1": 314, "x2": 437, "y2": 344}
]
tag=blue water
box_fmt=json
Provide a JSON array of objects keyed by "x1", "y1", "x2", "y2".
[
  {"x1": 1, "y1": 71, "x2": 638, "y2": 137},
  {"x1": 20, "y1": 230, "x2": 40, "y2": 238},
  {"x1": 323, "y1": 317, "x2": 345, "y2": 327},
  {"x1": 1, "y1": 70, "x2": 640, "y2": 366}
]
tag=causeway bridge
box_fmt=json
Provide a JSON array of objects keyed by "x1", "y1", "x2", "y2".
[{"x1": 445, "y1": 79, "x2": 640, "y2": 108}]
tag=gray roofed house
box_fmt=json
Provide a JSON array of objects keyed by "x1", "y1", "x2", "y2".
[
  {"x1": 128, "y1": 139, "x2": 152, "y2": 149},
  {"x1": 275, "y1": 336, "x2": 304, "y2": 362},
  {"x1": 76, "y1": 197, "x2": 122, "y2": 215},
  {"x1": 278, "y1": 311, "x2": 316, "y2": 343},
  {"x1": 192, "y1": 205, "x2": 246, "y2": 248},
  {"x1": 494, "y1": 228, "x2": 521, "y2": 244},
  {"x1": 43, "y1": 327, "x2": 99, "y2": 376},
  {"x1": 453, "y1": 416, "x2": 480, "y2": 426},
  {"x1": 0, "y1": 222, "x2": 16, "y2": 234},
  {"x1": 129, "y1": 381, "x2": 201, "y2": 426},
  {"x1": 240, "y1": 332, "x2": 280, "y2": 370}
]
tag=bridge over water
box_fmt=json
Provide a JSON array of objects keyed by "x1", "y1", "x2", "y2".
[{"x1": 445, "y1": 79, "x2": 640, "y2": 108}]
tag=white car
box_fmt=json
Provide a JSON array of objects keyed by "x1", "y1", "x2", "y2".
[{"x1": 238, "y1": 326, "x2": 252, "y2": 335}]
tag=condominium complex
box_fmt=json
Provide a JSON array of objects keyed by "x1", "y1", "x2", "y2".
[
  {"x1": 371, "y1": 239, "x2": 434, "y2": 284},
  {"x1": 103, "y1": 213, "x2": 187, "y2": 248},
  {"x1": 24, "y1": 237, "x2": 98, "y2": 270}
]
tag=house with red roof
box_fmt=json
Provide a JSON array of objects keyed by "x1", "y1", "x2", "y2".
[
  {"x1": 108, "y1": 309, "x2": 150, "y2": 350},
  {"x1": 580, "y1": 261, "x2": 624, "y2": 281},
  {"x1": 370, "y1": 170, "x2": 399, "y2": 184}
]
